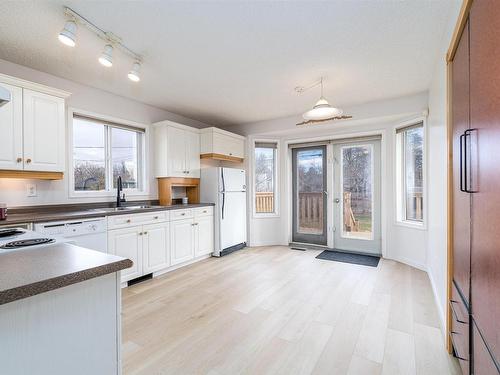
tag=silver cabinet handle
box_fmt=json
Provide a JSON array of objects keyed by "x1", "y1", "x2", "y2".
[
  {"x1": 139, "y1": 232, "x2": 143, "y2": 235},
  {"x1": 16, "y1": 157, "x2": 22, "y2": 163},
  {"x1": 334, "y1": 198, "x2": 340, "y2": 203},
  {"x1": 154, "y1": 216, "x2": 159, "y2": 219}
]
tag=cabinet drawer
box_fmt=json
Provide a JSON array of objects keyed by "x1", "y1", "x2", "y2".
[
  {"x1": 170, "y1": 209, "x2": 193, "y2": 221},
  {"x1": 450, "y1": 282, "x2": 470, "y2": 373},
  {"x1": 107, "y1": 211, "x2": 168, "y2": 229},
  {"x1": 473, "y1": 320, "x2": 499, "y2": 375},
  {"x1": 194, "y1": 206, "x2": 213, "y2": 218}
]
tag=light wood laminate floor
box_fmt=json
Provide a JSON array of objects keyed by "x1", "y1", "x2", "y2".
[{"x1": 122, "y1": 246, "x2": 460, "y2": 375}]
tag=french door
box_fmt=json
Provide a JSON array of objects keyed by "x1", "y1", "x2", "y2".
[
  {"x1": 292, "y1": 146, "x2": 328, "y2": 245},
  {"x1": 332, "y1": 139, "x2": 381, "y2": 254}
]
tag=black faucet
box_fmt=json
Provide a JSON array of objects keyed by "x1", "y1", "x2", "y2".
[{"x1": 116, "y1": 176, "x2": 126, "y2": 207}]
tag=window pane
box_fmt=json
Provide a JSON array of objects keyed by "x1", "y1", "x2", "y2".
[
  {"x1": 73, "y1": 118, "x2": 106, "y2": 191},
  {"x1": 404, "y1": 127, "x2": 423, "y2": 221},
  {"x1": 296, "y1": 148, "x2": 324, "y2": 234},
  {"x1": 112, "y1": 128, "x2": 139, "y2": 189},
  {"x1": 342, "y1": 145, "x2": 373, "y2": 240},
  {"x1": 255, "y1": 147, "x2": 275, "y2": 213}
]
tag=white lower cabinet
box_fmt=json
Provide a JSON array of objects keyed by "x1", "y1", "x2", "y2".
[
  {"x1": 142, "y1": 222, "x2": 170, "y2": 274},
  {"x1": 107, "y1": 227, "x2": 143, "y2": 282},
  {"x1": 108, "y1": 209, "x2": 213, "y2": 284},
  {"x1": 195, "y1": 215, "x2": 214, "y2": 257},
  {"x1": 170, "y1": 218, "x2": 195, "y2": 266}
]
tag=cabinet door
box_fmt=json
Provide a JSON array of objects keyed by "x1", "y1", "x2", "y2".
[
  {"x1": 185, "y1": 130, "x2": 200, "y2": 178},
  {"x1": 143, "y1": 222, "x2": 170, "y2": 273},
  {"x1": 167, "y1": 126, "x2": 187, "y2": 177},
  {"x1": 451, "y1": 20, "x2": 471, "y2": 306},
  {"x1": 108, "y1": 227, "x2": 143, "y2": 283},
  {"x1": 470, "y1": 0, "x2": 500, "y2": 363},
  {"x1": 170, "y1": 218, "x2": 194, "y2": 265},
  {"x1": 195, "y1": 215, "x2": 214, "y2": 257},
  {"x1": 23, "y1": 89, "x2": 65, "y2": 172},
  {"x1": 0, "y1": 83, "x2": 23, "y2": 170}
]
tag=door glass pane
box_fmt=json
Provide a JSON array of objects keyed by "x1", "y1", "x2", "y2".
[
  {"x1": 341, "y1": 145, "x2": 373, "y2": 240},
  {"x1": 73, "y1": 118, "x2": 106, "y2": 191},
  {"x1": 296, "y1": 148, "x2": 324, "y2": 235}
]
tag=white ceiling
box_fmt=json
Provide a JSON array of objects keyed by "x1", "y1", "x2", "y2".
[{"x1": 0, "y1": 1, "x2": 458, "y2": 126}]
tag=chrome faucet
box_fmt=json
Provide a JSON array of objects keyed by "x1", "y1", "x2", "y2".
[{"x1": 116, "y1": 176, "x2": 126, "y2": 207}]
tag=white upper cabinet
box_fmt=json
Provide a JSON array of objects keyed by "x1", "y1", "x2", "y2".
[
  {"x1": 0, "y1": 83, "x2": 23, "y2": 170},
  {"x1": 0, "y1": 75, "x2": 70, "y2": 173},
  {"x1": 154, "y1": 121, "x2": 200, "y2": 178},
  {"x1": 23, "y1": 89, "x2": 65, "y2": 172},
  {"x1": 200, "y1": 127, "x2": 245, "y2": 161}
]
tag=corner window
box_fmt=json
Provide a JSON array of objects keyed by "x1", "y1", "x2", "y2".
[
  {"x1": 396, "y1": 122, "x2": 424, "y2": 223},
  {"x1": 72, "y1": 115, "x2": 145, "y2": 194},
  {"x1": 254, "y1": 141, "x2": 278, "y2": 215}
]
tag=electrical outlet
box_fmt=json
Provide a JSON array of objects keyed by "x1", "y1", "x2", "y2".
[{"x1": 26, "y1": 183, "x2": 37, "y2": 197}]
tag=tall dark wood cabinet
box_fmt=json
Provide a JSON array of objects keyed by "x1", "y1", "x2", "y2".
[{"x1": 450, "y1": 1, "x2": 500, "y2": 374}]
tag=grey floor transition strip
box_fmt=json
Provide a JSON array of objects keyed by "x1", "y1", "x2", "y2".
[{"x1": 316, "y1": 249, "x2": 380, "y2": 267}]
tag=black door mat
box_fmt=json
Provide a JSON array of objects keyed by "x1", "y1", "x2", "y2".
[{"x1": 316, "y1": 249, "x2": 380, "y2": 267}]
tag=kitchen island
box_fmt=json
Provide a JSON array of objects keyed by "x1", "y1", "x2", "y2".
[{"x1": 0, "y1": 243, "x2": 132, "y2": 375}]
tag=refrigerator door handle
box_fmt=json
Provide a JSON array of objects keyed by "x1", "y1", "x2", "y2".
[
  {"x1": 221, "y1": 168, "x2": 226, "y2": 193},
  {"x1": 221, "y1": 192, "x2": 225, "y2": 220}
]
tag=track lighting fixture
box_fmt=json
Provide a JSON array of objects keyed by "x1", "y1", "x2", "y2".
[
  {"x1": 58, "y1": 20, "x2": 77, "y2": 47},
  {"x1": 58, "y1": 6, "x2": 143, "y2": 82},
  {"x1": 98, "y1": 44, "x2": 114, "y2": 67},
  {"x1": 128, "y1": 62, "x2": 141, "y2": 82}
]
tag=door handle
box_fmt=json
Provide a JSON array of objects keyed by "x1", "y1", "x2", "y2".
[{"x1": 464, "y1": 129, "x2": 478, "y2": 193}]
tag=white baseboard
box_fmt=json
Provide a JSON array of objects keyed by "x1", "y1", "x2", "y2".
[
  {"x1": 427, "y1": 265, "x2": 447, "y2": 341},
  {"x1": 389, "y1": 255, "x2": 427, "y2": 271}
]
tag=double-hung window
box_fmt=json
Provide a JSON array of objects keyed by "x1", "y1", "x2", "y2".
[
  {"x1": 71, "y1": 115, "x2": 146, "y2": 195},
  {"x1": 254, "y1": 141, "x2": 278, "y2": 215},
  {"x1": 396, "y1": 122, "x2": 424, "y2": 223}
]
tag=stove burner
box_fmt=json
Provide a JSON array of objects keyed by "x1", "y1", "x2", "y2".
[
  {"x1": 0, "y1": 238, "x2": 55, "y2": 249},
  {"x1": 0, "y1": 229, "x2": 25, "y2": 238}
]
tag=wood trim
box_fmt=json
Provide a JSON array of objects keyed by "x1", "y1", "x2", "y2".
[
  {"x1": 0, "y1": 170, "x2": 64, "y2": 180},
  {"x1": 157, "y1": 177, "x2": 200, "y2": 206},
  {"x1": 200, "y1": 153, "x2": 244, "y2": 163},
  {"x1": 446, "y1": 0, "x2": 473, "y2": 62},
  {"x1": 446, "y1": 61, "x2": 454, "y2": 354}
]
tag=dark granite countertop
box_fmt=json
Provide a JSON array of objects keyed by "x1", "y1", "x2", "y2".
[
  {"x1": 0, "y1": 243, "x2": 133, "y2": 305},
  {"x1": 0, "y1": 203, "x2": 215, "y2": 226}
]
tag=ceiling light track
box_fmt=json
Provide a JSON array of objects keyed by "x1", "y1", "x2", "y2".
[{"x1": 59, "y1": 6, "x2": 143, "y2": 82}]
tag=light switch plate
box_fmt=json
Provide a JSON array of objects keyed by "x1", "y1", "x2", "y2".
[{"x1": 26, "y1": 183, "x2": 37, "y2": 197}]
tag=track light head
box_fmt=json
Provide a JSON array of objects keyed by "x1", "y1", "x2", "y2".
[
  {"x1": 58, "y1": 20, "x2": 77, "y2": 47},
  {"x1": 98, "y1": 44, "x2": 113, "y2": 67},
  {"x1": 128, "y1": 62, "x2": 141, "y2": 82}
]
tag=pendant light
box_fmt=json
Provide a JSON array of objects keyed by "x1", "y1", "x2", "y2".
[
  {"x1": 302, "y1": 77, "x2": 343, "y2": 121},
  {"x1": 98, "y1": 44, "x2": 113, "y2": 67},
  {"x1": 128, "y1": 62, "x2": 141, "y2": 82},
  {"x1": 58, "y1": 20, "x2": 77, "y2": 47}
]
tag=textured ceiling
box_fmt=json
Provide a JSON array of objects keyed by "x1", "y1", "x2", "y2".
[{"x1": 0, "y1": 0, "x2": 458, "y2": 126}]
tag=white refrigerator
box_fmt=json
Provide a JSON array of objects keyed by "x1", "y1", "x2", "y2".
[{"x1": 200, "y1": 167, "x2": 247, "y2": 257}]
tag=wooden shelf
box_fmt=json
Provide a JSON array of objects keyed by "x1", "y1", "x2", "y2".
[
  {"x1": 0, "y1": 170, "x2": 64, "y2": 180},
  {"x1": 157, "y1": 177, "x2": 200, "y2": 206},
  {"x1": 200, "y1": 153, "x2": 244, "y2": 163}
]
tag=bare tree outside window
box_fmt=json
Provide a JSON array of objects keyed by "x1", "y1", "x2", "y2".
[{"x1": 404, "y1": 126, "x2": 424, "y2": 221}]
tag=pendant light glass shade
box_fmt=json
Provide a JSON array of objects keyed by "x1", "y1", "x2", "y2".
[
  {"x1": 58, "y1": 20, "x2": 77, "y2": 47},
  {"x1": 98, "y1": 44, "x2": 113, "y2": 67},
  {"x1": 128, "y1": 62, "x2": 141, "y2": 82},
  {"x1": 303, "y1": 97, "x2": 343, "y2": 120},
  {"x1": 302, "y1": 78, "x2": 343, "y2": 121}
]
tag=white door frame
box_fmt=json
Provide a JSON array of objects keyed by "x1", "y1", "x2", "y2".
[{"x1": 285, "y1": 129, "x2": 387, "y2": 258}]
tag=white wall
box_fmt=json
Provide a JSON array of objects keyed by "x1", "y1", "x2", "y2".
[
  {"x1": 0, "y1": 58, "x2": 211, "y2": 207},
  {"x1": 229, "y1": 93, "x2": 430, "y2": 270},
  {"x1": 426, "y1": 3, "x2": 461, "y2": 333}
]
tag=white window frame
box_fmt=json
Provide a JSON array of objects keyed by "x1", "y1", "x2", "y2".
[
  {"x1": 68, "y1": 108, "x2": 149, "y2": 198},
  {"x1": 394, "y1": 117, "x2": 427, "y2": 229},
  {"x1": 252, "y1": 138, "x2": 280, "y2": 218}
]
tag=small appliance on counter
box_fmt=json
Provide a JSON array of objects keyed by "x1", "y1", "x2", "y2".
[{"x1": 0, "y1": 203, "x2": 7, "y2": 220}]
